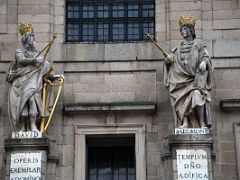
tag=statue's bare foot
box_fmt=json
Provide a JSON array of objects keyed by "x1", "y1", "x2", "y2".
[
  {"x1": 200, "y1": 120, "x2": 206, "y2": 129},
  {"x1": 179, "y1": 124, "x2": 188, "y2": 128},
  {"x1": 179, "y1": 117, "x2": 188, "y2": 128},
  {"x1": 19, "y1": 125, "x2": 26, "y2": 132},
  {"x1": 30, "y1": 115, "x2": 38, "y2": 131},
  {"x1": 30, "y1": 125, "x2": 38, "y2": 131}
]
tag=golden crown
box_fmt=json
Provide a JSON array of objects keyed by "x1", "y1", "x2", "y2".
[
  {"x1": 179, "y1": 15, "x2": 196, "y2": 27},
  {"x1": 18, "y1": 22, "x2": 33, "y2": 35}
]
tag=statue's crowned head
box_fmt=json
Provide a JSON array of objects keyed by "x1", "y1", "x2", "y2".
[
  {"x1": 18, "y1": 22, "x2": 35, "y2": 48},
  {"x1": 18, "y1": 22, "x2": 33, "y2": 36},
  {"x1": 179, "y1": 15, "x2": 196, "y2": 28}
]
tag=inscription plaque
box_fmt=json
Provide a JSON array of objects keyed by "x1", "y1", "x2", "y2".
[
  {"x1": 176, "y1": 149, "x2": 209, "y2": 180},
  {"x1": 10, "y1": 152, "x2": 42, "y2": 180},
  {"x1": 175, "y1": 128, "x2": 210, "y2": 135},
  {"x1": 11, "y1": 131, "x2": 42, "y2": 139}
]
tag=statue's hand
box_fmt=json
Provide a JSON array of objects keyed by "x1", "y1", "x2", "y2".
[
  {"x1": 56, "y1": 74, "x2": 64, "y2": 80},
  {"x1": 50, "y1": 74, "x2": 64, "y2": 81},
  {"x1": 165, "y1": 52, "x2": 173, "y2": 64},
  {"x1": 199, "y1": 61, "x2": 206, "y2": 71},
  {"x1": 165, "y1": 52, "x2": 171, "y2": 59},
  {"x1": 33, "y1": 57, "x2": 44, "y2": 66}
]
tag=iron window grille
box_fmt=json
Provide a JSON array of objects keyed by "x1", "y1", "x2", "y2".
[{"x1": 66, "y1": 0, "x2": 155, "y2": 42}]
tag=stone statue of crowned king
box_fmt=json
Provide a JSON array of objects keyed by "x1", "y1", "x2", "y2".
[{"x1": 7, "y1": 22, "x2": 64, "y2": 133}]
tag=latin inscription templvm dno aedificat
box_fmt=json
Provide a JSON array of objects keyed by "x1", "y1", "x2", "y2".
[{"x1": 177, "y1": 149, "x2": 209, "y2": 180}]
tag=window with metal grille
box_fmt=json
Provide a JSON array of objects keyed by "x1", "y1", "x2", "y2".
[
  {"x1": 66, "y1": 0, "x2": 155, "y2": 42},
  {"x1": 86, "y1": 136, "x2": 136, "y2": 180}
]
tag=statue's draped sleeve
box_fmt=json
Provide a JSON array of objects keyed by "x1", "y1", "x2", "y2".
[
  {"x1": 16, "y1": 48, "x2": 34, "y2": 66},
  {"x1": 199, "y1": 44, "x2": 213, "y2": 91},
  {"x1": 163, "y1": 47, "x2": 177, "y2": 88}
]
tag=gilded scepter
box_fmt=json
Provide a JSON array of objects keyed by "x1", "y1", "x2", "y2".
[
  {"x1": 146, "y1": 33, "x2": 167, "y2": 57},
  {"x1": 35, "y1": 33, "x2": 57, "y2": 59}
]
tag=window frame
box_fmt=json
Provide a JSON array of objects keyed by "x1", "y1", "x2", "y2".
[
  {"x1": 74, "y1": 124, "x2": 146, "y2": 180},
  {"x1": 65, "y1": 0, "x2": 155, "y2": 43}
]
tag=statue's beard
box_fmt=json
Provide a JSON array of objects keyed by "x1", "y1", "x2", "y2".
[{"x1": 25, "y1": 41, "x2": 36, "y2": 50}]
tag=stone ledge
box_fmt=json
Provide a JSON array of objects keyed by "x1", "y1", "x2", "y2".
[
  {"x1": 168, "y1": 134, "x2": 213, "y2": 147},
  {"x1": 48, "y1": 155, "x2": 60, "y2": 164},
  {"x1": 220, "y1": 99, "x2": 240, "y2": 111},
  {"x1": 64, "y1": 102, "x2": 156, "y2": 114},
  {"x1": 4, "y1": 137, "x2": 49, "y2": 152}
]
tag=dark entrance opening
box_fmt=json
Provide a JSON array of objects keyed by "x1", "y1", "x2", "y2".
[{"x1": 87, "y1": 135, "x2": 136, "y2": 180}]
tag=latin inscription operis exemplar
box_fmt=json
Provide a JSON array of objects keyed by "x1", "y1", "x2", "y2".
[
  {"x1": 176, "y1": 149, "x2": 209, "y2": 180},
  {"x1": 10, "y1": 153, "x2": 42, "y2": 180}
]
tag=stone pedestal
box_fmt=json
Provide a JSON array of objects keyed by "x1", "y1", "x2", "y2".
[
  {"x1": 162, "y1": 130, "x2": 214, "y2": 180},
  {"x1": 4, "y1": 132, "x2": 49, "y2": 180}
]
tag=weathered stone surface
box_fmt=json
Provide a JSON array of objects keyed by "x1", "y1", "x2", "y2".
[
  {"x1": 203, "y1": 30, "x2": 223, "y2": 40},
  {"x1": 18, "y1": 4, "x2": 50, "y2": 14},
  {"x1": 104, "y1": 43, "x2": 137, "y2": 61},
  {"x1": 170, "y1": 10, "x2": 201, "y2": 22},
  {"x1": 0, "y1": 42, "x2": 17, "y2": 61},
  {"x1": 66, "y1": 44, "x2": 104, "y2": 61},
  {"x1": 18, "y1": 0, "x2": 50, "y2": 4},
  {"x1": 202, "y1": 2, "x2": 212, "y2": 11},
  {"x1": 170, "y1": 1, "x2": 202, "y2": 11},
  {"x1": 219, "y1": 164, "x2": 237, "y2": 176},
  {"x1": 213, "y1": 39, "x2": 240, "y2": 57},
  {"x1": 18, "y1": 14, "x2": 52, "y2": 23},
  {"x1": 213, "y1": 19, "x2": 240, "y2": 30},
  {"x1": 62, "y1": 145, "x2": 74, "y2": 155},
  {"x1": 213, "y1": 10, "x2": 233, "y2": 20},
  {"x1": 0, "y1": 15, "x2": 6, "y2": 33},
  {"x1": 137, "y1": 43, "x2": 162, "y2": 60},
  {"x1": 213, "y1": 0, "x2": 233, "y2": 10},
  {"x1": 223, "y1": 29, "x2": 240, "y2": 39},
  {"x1": 202, "y1": 11, "x2": 213, "y2": 21},
  {"x1": 0, "y1": 34, "x2": 17, "y2": 43}
]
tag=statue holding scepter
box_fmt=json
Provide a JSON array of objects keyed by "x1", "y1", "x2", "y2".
[
  {"x1": 147, "y1": 15, "x2": 213, "y2": 129},
  {"x1": 7, "y1": 22, "x2": 64, "y2": 132}
]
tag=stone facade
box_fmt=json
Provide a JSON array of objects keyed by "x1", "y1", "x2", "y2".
[{"x1": 0, "y1": 0, "x2": 240, "y2": 180}]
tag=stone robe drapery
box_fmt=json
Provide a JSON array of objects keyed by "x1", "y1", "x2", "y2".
[
  {"x1": 7, "y1": 48, "x2": 51, "y2": 130},
  {"x1": 164, "y1": 40, "x2": 213, "y2": 128}
]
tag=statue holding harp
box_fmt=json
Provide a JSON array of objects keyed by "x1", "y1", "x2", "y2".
[
  {"x1": 7, "y1": 22, "x2": 64, "y2": 133},
  {"x1": 147, "y1": 15, "x2": 213, "y2": 129}
]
